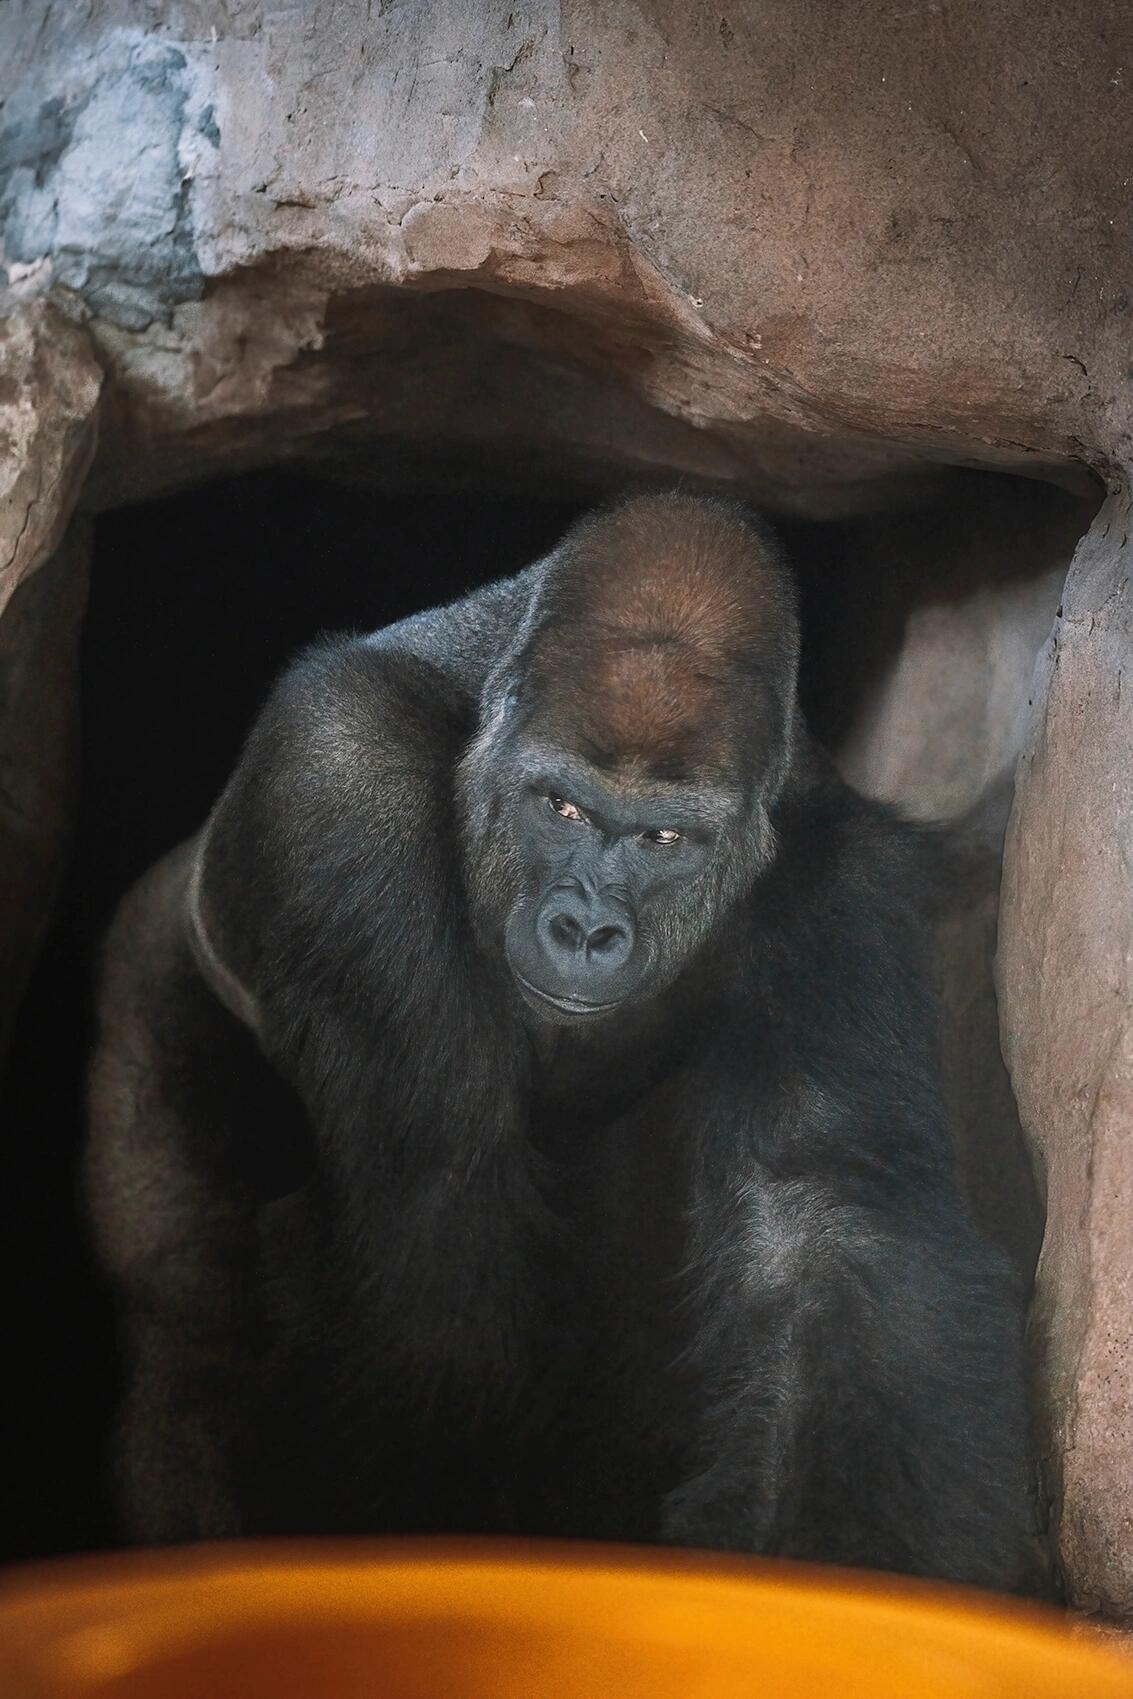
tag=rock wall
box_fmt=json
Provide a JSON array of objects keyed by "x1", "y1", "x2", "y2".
[
  {"x1": 999, "y1": 492, "x2": 1133, "y2": 1618},
  {"x1": 2, "y1": 0, "x2": 1128, "y2": 519},
  {"x1": 1, "y1": 0, "x2": 1131, "y2": 1616},
  {"x1": 0, "y1": 302, "x2": 100, "y2": 617}
]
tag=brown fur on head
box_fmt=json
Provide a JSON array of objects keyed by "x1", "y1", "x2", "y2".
[
  {"x1": 458, "y1": 493, "x2": 801, "y2": 984},
  {"x1": 526, "y1": 492, "x2": 800, "y2": 783}
]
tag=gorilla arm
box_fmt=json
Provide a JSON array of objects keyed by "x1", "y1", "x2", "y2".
[
  {"x1": 189, "y1": 634, "x2": 542, "y2": 1398},
  {"x1": 664, "y1": 1134, "x2": 1029, "y2": 1587},
  {"x1": 658, "y1": 901, "x2": 1030, "y2": 1591}
]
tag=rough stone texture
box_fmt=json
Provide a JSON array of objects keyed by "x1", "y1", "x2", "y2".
[
  {"x1": 0, "y1": 301, "x2": 101, "y2": 616},
  {"x1": 837, "y1": 485, "x2": 1089, "y2": 825},
  {"x1": 1, "y1": 1, "x2": 1129, "y2": 509},
  {"x1": 999, "y1": 488, "x2": 1133, "y2": 1622},
  {"x1": 0, "y1": 521, "x2": 90, "y2": 1064},
  {"x1": 0, "y1": 0, "x2": 1131, "y2": 1616}
]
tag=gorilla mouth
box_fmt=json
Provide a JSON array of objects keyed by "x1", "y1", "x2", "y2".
[{"x1": 514, "y1": 976, "x2": 625, "y2": 1018}]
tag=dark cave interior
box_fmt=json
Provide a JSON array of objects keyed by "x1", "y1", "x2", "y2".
[{"x1": 0, "y1": 465, "x2": 1093, "y2": 1563}]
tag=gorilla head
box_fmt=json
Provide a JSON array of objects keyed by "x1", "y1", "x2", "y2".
[{"x1": 459, "y1": 494, "x2": 800, "y2": 1025}]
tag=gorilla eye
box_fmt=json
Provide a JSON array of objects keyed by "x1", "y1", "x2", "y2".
[
  {"x1": 548, "y1": 795, "x2": 587, "y2": 823},
  {"x1": 642, "y1": 827, "x2": 682, "y2": 846}
]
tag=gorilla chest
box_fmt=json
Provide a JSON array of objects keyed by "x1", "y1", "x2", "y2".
[{"x1": 525, "y1": 1069, "x2": 693, "y2": 1343}]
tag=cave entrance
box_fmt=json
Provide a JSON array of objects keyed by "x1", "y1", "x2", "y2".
[{"x1": 0, "y1": 459, "x2": 1099, "y2": 1565}]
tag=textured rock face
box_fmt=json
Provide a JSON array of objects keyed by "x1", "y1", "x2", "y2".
[
  {"x1": 0, "y1": 302, "x2": 101, "y2": 616},
  {"x1": 999, "y1": 492, "x2": 1133, "y2": 1620},
  {"x1": 837, "y1": 486, "x2": 1086, "y2": 826},
  {"x1": 1, "y1": 1, "x2": 1129, "y2": 508},
  {"x1": 0, "y1": 0, "x2": 1131, "y2": 1616}
]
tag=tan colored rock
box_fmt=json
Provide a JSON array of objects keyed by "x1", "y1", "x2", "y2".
[
  {"x1": 838, "y1": 484, "x2": 1090, "y2": 825},
  {"x1": 0, "y1": 302, "x2": 102, "y2": 616},
  {"x1": 998, "y1": 488, "x2": 1133, "y2": 1620},
  {"x1": 1, "y1": 2, "x2": 1125, "y2": 507}
]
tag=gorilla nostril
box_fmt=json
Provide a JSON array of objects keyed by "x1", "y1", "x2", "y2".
[
  {"x1": 587, "y1": 923, "x2": 628, "y2": 958},
  {"x1": 549, "y1": 912, "x2": 585, "y2": 951}
]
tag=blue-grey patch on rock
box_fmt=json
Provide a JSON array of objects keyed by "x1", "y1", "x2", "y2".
[
  {"x1": 197, "y1": 104, "x2": 220, "y2": 148},
  {"x1": 0, "y1": 41, "x2": 204, "y2": 331},
  {"x1": 0, "y1": 95, "x2": 78, "y2": 185}
]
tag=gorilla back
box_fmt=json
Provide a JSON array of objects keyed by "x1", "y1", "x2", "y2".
[{"x1": 86, "y1": 493, "x2": 1030, "y2": 1584}]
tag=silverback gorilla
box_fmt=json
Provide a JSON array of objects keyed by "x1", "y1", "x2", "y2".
[{"x1": 87, "y1": 493, "x2": 1029, "y2": 1584}]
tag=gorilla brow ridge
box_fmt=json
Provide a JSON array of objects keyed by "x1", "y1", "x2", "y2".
[{"x1": 515, "y1": 743, "x2": 741, "y2": 828}]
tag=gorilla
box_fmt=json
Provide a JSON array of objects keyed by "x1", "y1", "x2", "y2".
[{"x1": 86, "y1": 492, "x2": 1030, "y2": 1585}]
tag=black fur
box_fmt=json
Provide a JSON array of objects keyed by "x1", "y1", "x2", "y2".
[{"x1": 88, "y1": 494, "x2": 1030, "y2": 1584}]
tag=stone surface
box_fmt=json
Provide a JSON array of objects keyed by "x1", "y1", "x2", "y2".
[
  {"x1": 1, "y1": 1, "x2": 1129, "y2": 510},
  {"x1": 0, "y1": 0, "x2": 1131, "y2": 1617},
  {"x1": 0, "y1": 300, "x2": 101, "y2": 617},
  {"x1": 837, "y1": 483, "x2": 1090, "y2": 825},
  {"x1": 999, "y1": 488, "x2": 1133, "y2": 1621}
]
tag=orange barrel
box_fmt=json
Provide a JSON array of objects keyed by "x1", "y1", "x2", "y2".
[{"x1": 1, "y1": 1540, "x2": 1130, "y2": 1698}]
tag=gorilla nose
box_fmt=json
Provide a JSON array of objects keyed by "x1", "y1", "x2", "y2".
[
  {"x1": 539, "y1": 887, "x2": 635, "y2": 978},
  {"x1": 547, "y1": 912, "x2": 631, "y2": 960}
]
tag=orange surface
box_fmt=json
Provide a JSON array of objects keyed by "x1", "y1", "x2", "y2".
[{"x1": 1, "y1": 1539, "x2": 1131, "y2": 1698}]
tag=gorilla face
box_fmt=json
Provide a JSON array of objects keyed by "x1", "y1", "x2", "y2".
[
  {"x1": 455, "y1": 694, "x2": 770, "y2": 1030},
  {"x1": 456, "y1": 493, "x2": 800, "y2": 1028},
  {"x1": 499, "y1": 744, "x2": 746, "y2": 1025}
]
